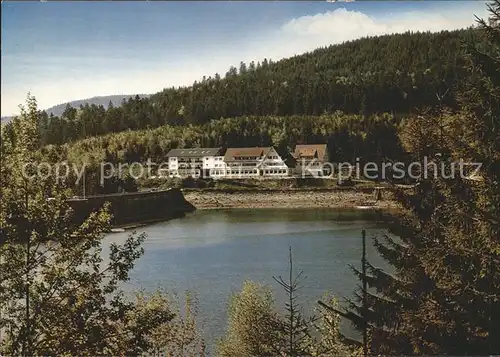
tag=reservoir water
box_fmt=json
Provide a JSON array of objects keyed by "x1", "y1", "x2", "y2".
[{"x1": 103, "y1": 208, "x2": 390, "y2": 351}]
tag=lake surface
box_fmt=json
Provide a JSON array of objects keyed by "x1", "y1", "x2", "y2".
[{"x1": 103, "y1": 208, "x2": 390, "y2": 352}]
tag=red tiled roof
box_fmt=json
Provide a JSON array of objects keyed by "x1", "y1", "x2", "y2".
[
  {"x1": 225, "y1": 147, "x2": 272, "y2": 160},
  {"x1": 296, "y1": 148, "x2": 317, "y2": 157},
  {"x1": 293, "y1": 144, "x2": 327, "y2": 160}
]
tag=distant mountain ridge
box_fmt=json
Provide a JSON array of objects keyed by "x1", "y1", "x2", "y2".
[
  {"x1": 1, "y1": 94, "x2": 150, "y2": 123},
  {"x1": 44, "y1": 94, "x2": 150, "y2": 117}
]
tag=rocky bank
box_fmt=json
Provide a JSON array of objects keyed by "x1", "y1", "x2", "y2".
[{"x1": 183, "y1": 188, "x2": 398, "y2": 210}]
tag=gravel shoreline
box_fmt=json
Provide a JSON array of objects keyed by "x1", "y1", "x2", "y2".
[{"x1": 183, "y1": 189, "x2": 398, "y2": 210}]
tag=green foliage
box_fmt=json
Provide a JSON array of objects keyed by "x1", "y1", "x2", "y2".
[
  {"x1": 217, "y1": 280, "x2": 353, "y2": 357},
  {"x1": 314, "y1": 294, "x2": 355, "y2": 357},
  {"x1": 25, "y1": 112, "x2": 407, "y2": 195},
  {"x1": 217, "y1": 249, "x2": 353, "y2": 357},
  {"x1": 0, "y1": 95, "x2": 175, "y2": 355},
  {"x1": 2, "y1": 6, "x2": 498, "y2": 355},
  {"x1": 138, "y1": 290, "x2": 206, "y2": 357},
  {"x1": 60, "y1": 113, "x2": 402, "y2": 163},
  {"x1": 340, "y1": 2, "x2": 500, "y2": 354},
  {"x1": 217, "y1": 281, "x2": 282, "y2": 357}
]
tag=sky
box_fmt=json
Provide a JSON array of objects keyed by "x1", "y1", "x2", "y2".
[{"x1": 1, "y1": 1, "x2": 490, "y2": 117}]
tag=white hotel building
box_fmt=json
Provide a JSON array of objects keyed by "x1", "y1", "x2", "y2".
[
  {"x1": 166, "y1": 146, "x2": 290, "y2": 179},
  {"x1": 165, "y1": 144, "x2": 328, "y2": 179},
  {"x1": 166, "y1": 147, "x2": 224, "y2": 178},
  {"x1": 223, "y1": 147, "x2": 289, "y2": 179}
]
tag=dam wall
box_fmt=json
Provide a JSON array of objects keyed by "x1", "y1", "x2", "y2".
[{"x1": 67, "y1": 188, "x2": 196, "y2": 227}]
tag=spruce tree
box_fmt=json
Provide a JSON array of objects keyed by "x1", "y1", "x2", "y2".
[{"x1": 329, "y1": 2, "x2": 500, "y2": 355}]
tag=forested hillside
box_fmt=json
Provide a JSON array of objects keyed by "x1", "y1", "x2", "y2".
[
  {"x1": 7, "y1": 27, "x2": 482, "y2": 146},
  {"x1": 34, "y1": 113, "x2": 405, "y2": 195},
  {"x1": 151, "y1": 29, "x2": 478, "y2": 123}
]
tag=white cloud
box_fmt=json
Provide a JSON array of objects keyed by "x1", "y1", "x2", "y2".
[
  {"x1": 1, "y1": 5, "x2": 489, "y2": 117},
  {"x1": 283, "y1": 8, "x2": 477, "y2": 38},
  {"x1": 260, "y1": 6, "x2": 488, "y2": 59}
]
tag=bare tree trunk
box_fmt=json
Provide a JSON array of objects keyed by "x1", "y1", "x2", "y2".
[{"x1": 362, "y1": 229, "x2": 368, "y2": 357}]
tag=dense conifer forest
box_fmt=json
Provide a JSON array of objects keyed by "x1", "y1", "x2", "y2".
[{"x1": 2, "y1": 27, "x2": 484, "y2": 148}]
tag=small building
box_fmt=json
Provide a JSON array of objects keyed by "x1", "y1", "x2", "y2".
[
  {"x1": 223, "y1": 147, "x2": 289, "y2": 179},
  {"x1": 166, "y1": 148, "x2": 224, "y2": 178},
  {"x1": 292, "y1": 144, "x2": 330, "y2": 177}
]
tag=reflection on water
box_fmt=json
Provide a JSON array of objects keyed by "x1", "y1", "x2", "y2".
[{"x1": 103, "y1": 208, "x2": 390, "y2": 351}]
